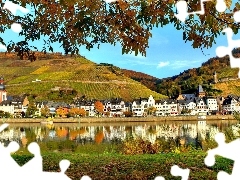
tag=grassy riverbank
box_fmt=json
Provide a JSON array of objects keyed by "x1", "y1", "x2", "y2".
[
  {"x1": 8, "y1": 117, "x2": 238, "y2": 180},
  {"x1": 2, "y1": 115, "x2": 235, "y2": 123},
  {"x1": 12, "y1": 151, "x2": 233, "y2": 180},
  {"x1": 12, "y1": 134, "x2": 235, "y2": 180}
]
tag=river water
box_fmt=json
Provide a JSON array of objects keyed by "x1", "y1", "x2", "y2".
[{"x1": 0, "y1": 120, "x2": 239, "y2": 146}]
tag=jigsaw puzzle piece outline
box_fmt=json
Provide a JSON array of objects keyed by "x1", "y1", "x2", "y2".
[
  {"x1": 154, "y1": 165, "x2": 190, "y2": 180},
  {"x1": 21, "y1": 142, "x2": 43, "y2": 173},
  {"x1": 205, "y1": 133, "x2": 240, "y2": 179},
  {"x1": 3, "y1": 1, "x2": 30, "y2": 16},
  {"x1": 174, "y1": 0, "x2": 227, "y2": 22},
  {"x1": 0, "y1": 123, "x2": 21, "y2": 173},
  {"x1": 215, "y1": 26, "x2": 240, "y2": 78},
  {"x1": 3, "y1": 1, "x2": 30, "y2": 33}
]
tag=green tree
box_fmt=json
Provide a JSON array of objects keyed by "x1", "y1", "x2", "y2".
[
  {"x1": 0, "y1": 111, "x2": 10, "y2": 118},
  {"x1": 181, "y1": 108, "x2": 191, "y2": 115},
  {"x1": 26, "y1": 102, "x2": 38, "y2": 117},
  {"x1": 40, "y1": 106, "x2": 50, "y2": 117},
  {"x1": 1, "y1": 0, "x2": 236, "y2": 59}
]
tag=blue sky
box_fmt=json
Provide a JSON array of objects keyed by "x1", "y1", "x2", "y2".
[{"x1": 1, "y1": 1, "x2": 240, "y2": 79}]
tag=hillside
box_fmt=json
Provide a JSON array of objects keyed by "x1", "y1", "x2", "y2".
[
  {"x1": 121, "y1": 69, "x2": 160, "y2": 92},
  {"x1": 0, "y1": 53, "x2": 167, "y2": 102},
  {"x1": 122, "y1": 49, "x2": 240, "y2": 98}
]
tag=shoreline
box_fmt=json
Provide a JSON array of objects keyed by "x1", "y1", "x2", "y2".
[{"x1": 1, "y1": 115, "x2": 235, "y2": 123}]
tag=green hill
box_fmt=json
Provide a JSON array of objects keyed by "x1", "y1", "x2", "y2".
[{"x1": 1, "y1": 53, "x2": 167, "y2": 102}]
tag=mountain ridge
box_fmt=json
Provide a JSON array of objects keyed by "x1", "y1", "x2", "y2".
[
  {"x1": 0, "y1": 52, "x2": 167, "y2": 102},
  {"x1": 2, "y1": 50, "x2": 240, "y2": 101}
]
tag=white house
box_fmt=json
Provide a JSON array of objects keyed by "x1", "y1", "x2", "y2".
[
  {"x1": 103, "y1": 98, "x2": 125, "y2": 117},
  {"x1": 147, "y1": 95, "x2": 155, "y2": 107},
  {"x1": 131, "y1": 100, "x2": 144, "y2": 116},
  {"x1": 0, "y1": 102, "x2": 14, "y2": 115},
  {"x1": 168, "y1": 100, "x2": 178, "y2": 116},
  {"x1": 186, "y1": 101, "x2": 197, "y2": 110},
  {"x1": 154, "y1": 100, "x2": 171, "y2": 116},
  {"x1": 222, "y1": 95, "x2": 240, "y2": 113},
  {"x1": 80, "y1": 102, "x2": 95, "y2": 117},
  {"x1": 195, "y1": 98, "x2": 209, "y2": 114},
  {"x1": 206, "y1": 97, "x2": 218, "y2": 113}
]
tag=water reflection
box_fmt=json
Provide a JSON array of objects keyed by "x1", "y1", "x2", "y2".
[{"x1": 0, "y1": 120, "x2": 238, "y2": 147}]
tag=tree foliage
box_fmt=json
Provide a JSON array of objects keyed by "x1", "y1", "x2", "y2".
[
  {"x1": 1, "y1": 0, "x2": 239, "y2": 59},
  {"x1": 94, "y1": 100, "x2": 104, "y2": 116},
  {"x1": 40, "y1": 105, "x2": 50, "y2": 117},
  {"x1": 147, "y1": 106, "x2": 156, "y2": 115},
  {"x1": 69, "y1": 107, "x2": 86, "y2": 117},
  {"x1": 95, "y1": 131, "x2": 104, "y2": 144},
  {"x1": 0, "y1": 110, "x2": 11, "y2": 118},
  {"x1": 122, "y1": 69, "x2": 159, "y2": 91},
  {"x1": 56, "y1": 107, "x2": 69, "y2": 117},
  {"x1": 26, "y1": 102, "x2": 38, "y2": 117}
]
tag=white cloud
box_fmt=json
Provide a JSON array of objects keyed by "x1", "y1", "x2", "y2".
[
  {"x1": 156, "y1": 59, "x2": 202, "y2": 70},
  {"x1": 157, "y1": 61, "x2": 170, "y2": 68},
  {"x1": 170, "y1": 60, "x2": 202, "y2": 69},
  {"x1": 124, "y1": 59, "x2": 158, "y2": 66},
  {"x1": 0, "y1": 44, "x2": 7, "y2": 51}
]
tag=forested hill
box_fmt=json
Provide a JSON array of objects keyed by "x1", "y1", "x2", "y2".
[
  {"x1": 122, "y1": 48, "x2": 240, "y2": 98},
  {"x1": 121, "y1": 69, "x2": 160, "y2": 92}
]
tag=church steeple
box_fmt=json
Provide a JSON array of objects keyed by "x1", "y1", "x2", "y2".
[
  {"x1": 197, "y1": 84, "x2": 205, "y2": 97},
  {"x1": 0, "y1": 77, "x2": 7, "y2": 103},
  {"x1": 213, "y1": 71, "x2": 218, "y2": 84}
]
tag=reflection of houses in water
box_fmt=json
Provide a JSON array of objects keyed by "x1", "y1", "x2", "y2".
[
  {"x1": 0, "y1": 128, "x2": 26, "y2": 146},
  {"x1": 0, "y1": 122, "x2": 228, "y2": 146},
  {"x1": 0, "y1": 128, "x2": 22, "y2": 142},
  {"x1": 181, "y1": 124, "x2": 197, "y2": 139},
  {"x1": 197, "y1": 121, "x2": 207, "y2": 140},
  {"x1": 231, "y1": 124, "x2": 240, "y2": 137},
  {"x1": 129, "y1": 124, "x2": 180, "y2": 144},
  {"x1": 207, "y1": 125, "x2": 219, "y2": 140},
  {"x1": 134, "y1": 125, "x2": 147, "y2": 139},
  {"x1": 155, "y1": 124, "x2": 179, "y2": 140},
  {"x1": 178, "y1": 121, "x2": 219, "y2": 143},
  {"x1": 103, "y1": 126, "x2": 126, "y2": 141},
  {"x1": 35, "y1": 127, "x2": 43, "y2": 141}
]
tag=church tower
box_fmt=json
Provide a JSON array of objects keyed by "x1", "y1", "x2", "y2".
[
  {"x1": 197, "y1": 84, "x2": 206, "y2": 97},
  {"x1": 0, "y1": 77, "x2": 7, "y2": 103},
  {"x1": 213, "y1": 71, "x2": 218, "y2": 84}
]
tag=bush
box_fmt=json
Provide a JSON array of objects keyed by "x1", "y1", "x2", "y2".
[
  {"x1": 121, "y1": 136, "x2": 200, "y2": 155},
  {"x1": 123, "y1": 111, "x2": 133, "y2": 117},
  {"x1": 0, "y1": 111, "x2": 11, "y2": 118},
  {"x1": 121, "y1": 137, "x2": 159, "y2": 155}
]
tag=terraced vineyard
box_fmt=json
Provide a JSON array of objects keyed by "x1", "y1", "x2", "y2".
[
  {"x1": 2, "y1": 56, "x2": 167, "y2": 102},
  {"x1": 213, "y1": 80, "x2": 240, "y2": 97},
  {"x1": 217, "y1": 67, "x2": 239, "y2": 79}
]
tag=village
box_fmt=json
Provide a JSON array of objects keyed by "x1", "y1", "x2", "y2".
[{"x1": 0, "y1": 77, "x2": 238, "y2": 118}]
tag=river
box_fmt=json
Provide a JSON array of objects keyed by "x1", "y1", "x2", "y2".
[{"x1": 0, "y1": 120, "x2": 239, "y2": 147}]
